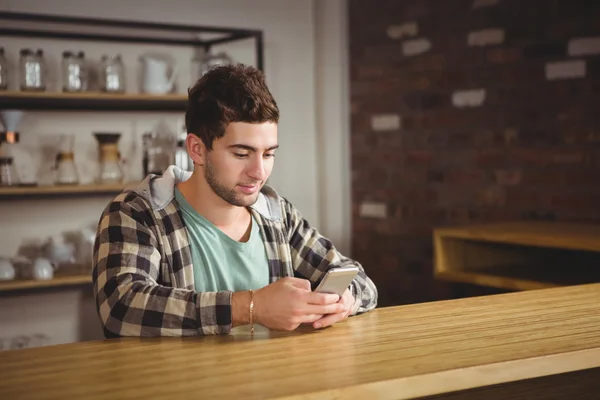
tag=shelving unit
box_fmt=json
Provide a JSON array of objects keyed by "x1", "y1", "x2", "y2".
[
  {"x1": 0, "y1": 12, "x2": 265, "y2": 302},
  {"x1": 0, "y1": 11, "x2": 264, "y2": 110},
  {"x1": 0, "y1": 11, "x2": 263, "y2": 68},
  {"x1": 0, "y1": 91, "x2": 188, "y2": 111},
  {"x1": 0, "y1": 182, "x2": 132, "y2": 199},
  {"x1": 434, "y1": 221, "x2": 600, "y2": 291},
  {"x1": 0, "y1": 275, "x2": 91, "y2": 293}
]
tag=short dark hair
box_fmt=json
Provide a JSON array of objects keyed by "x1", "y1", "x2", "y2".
[{"x1": 185, "y1": 64, "x2": 280, "y2": 150}]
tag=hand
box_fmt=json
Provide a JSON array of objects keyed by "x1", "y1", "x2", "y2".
[
  {"x1": 253, "y1": 277, "x2": 345, "y2": 331},
  {"x1": 311, "y1": 288, "x2": 354, "y2": 329}
]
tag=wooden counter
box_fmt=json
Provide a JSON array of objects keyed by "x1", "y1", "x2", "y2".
[{"x1": 1, "y1": 283, "x2": 600, "y2": 399}]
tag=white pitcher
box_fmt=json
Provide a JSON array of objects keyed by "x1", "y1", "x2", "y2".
[{"x1": 140, "y1": 54, "x2": 178, "y2": 94}]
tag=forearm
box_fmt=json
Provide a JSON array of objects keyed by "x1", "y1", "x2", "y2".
[
  {"x1": 284, "y1": 198, "x2": 378, "y2": 314},
  {"x1": 350, "y1": 272, "x2": 378, "y2": 315},
  {"x1": 94, "y1": 272, "x2": 233, "y2": 337}
]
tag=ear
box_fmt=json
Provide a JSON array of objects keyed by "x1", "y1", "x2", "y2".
[{"x1": 186, "y1": 134, "x2": 207, "y2": 166}]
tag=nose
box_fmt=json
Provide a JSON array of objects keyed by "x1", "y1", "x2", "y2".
[{"x1": 246, "y1": 155, "x2": 267, "y2": 182}]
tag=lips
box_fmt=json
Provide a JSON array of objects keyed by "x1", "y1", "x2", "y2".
[{"x1": 238, "y1": 183, "x2": 260, "y2": 194}]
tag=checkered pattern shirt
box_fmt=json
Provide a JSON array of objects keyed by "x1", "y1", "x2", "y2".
[{"x1": 93, "y1": 173, "x2": 378, "y2": 337}]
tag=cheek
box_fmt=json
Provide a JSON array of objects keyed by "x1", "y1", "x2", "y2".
[
  {"x1": 212, "y1": 158, "x2": 240, "y2": 180},
  {"x1": 235, "y1": 161, "x2": 257, "y2": 179},
  {"x1": 265, "y1": 159, "x2": 275, "y2": 173}
]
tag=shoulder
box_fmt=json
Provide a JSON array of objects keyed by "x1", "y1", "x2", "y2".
[{"x1": 100, "y1": 189, "x2": 157, "y2": 227}]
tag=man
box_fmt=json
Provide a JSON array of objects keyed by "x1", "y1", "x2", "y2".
[{"x1": 92, "y1": 64, "x2": 377, "y2": 337}]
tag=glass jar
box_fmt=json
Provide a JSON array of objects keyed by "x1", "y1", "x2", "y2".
[
  {"x1": 0, "y1": 156, "x2": 19, "y2": 186},
  {"x1": 191, "y1": 50, "x2": 232, "y2": 85},
  {"x1": 174, "y1": 123, "x2": 193, "y2": 172},
  {"x1": 19, "y1": 48, "x2": 46, "y2": 91},
  {"x1": 62, "y1": 51, "x2": 87, "y2": 92},
  {"x1": 100, "y1": 54, "x2": 125, "y2": 93},
  {"x1": 142, "y1": 131, "x2": 175, "y2": 176},
  {"x1": 0, "y1": 47, "x2": 8, "y2": 90}
]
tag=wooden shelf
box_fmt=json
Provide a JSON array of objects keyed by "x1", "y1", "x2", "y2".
[
  {"x1": 0, "y1": 275, "x2": 91, "y2": 293},
  {"x1": 434, "y1": 221, "x2": 600, "y2": 253},
  {"x1": 434, "y1": 221, "x2": 600, "y2": 291},
  {"x1": 0, "y1": 91, "x2": 188, "y2": 111},
  {"x1": 0, "y1": 182, "x2": 132, "y2": 199},
  {"x1": 436, "y1": 270, "x2": 558, "y2": 291},
  {"x1": 436, "y1": 261, "x2": 600, "y2": 291}
]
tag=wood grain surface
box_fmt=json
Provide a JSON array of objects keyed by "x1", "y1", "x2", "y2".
[{"x1": 1, "y1": 283, "x2": 599, "y2": 399}]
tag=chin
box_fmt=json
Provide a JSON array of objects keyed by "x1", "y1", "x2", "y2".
[
  {"x1": 226, "y1": 193, "x2": 259, "y2": 207},
  {"x1": 241, "y1": 194, "x2": 260, "y2": 206}
]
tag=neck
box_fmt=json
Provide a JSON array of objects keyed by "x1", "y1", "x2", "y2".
[{"x1": 177, "y1": 171, "x2": 248, "y2": 228}]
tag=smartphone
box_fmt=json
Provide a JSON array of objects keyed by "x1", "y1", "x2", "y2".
[{"x1": 314, "y1": 266, "x2": 359, "y2": 296}]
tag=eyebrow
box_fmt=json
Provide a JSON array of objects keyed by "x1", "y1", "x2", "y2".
[{"x1": 227, "y1": 144, "x2": 279, "y2": 152}]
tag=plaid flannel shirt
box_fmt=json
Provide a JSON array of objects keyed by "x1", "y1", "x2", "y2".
[{"x1": 93, "y1": 167, "x2": 378, "y2": 337}]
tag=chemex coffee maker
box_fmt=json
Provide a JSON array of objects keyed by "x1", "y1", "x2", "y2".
[
  {"x1": 93, "y1": 132, "x2": 124, "y2": 184},
  {"x1": 54, "y1": 134, "x2": 79, "y2": 185},
  {"x1": 0, "y1": 110, "x2": 24, "y2": 186}
]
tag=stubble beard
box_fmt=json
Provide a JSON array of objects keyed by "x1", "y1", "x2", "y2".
[{"x1": 204, "y1": 158, "x2": 261, "y2": 207}]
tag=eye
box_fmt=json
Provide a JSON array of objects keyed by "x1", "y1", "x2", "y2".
[
  {"x1": 264, "y1": 153, "x2": 276, "y2": 159},
  {"x1": 233, "y1": 153, "x2": 249, "y2": 159}
]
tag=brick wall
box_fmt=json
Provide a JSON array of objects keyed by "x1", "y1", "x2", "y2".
[{"x1": 349, "y1": 0, "x2": 600, "y2": 307}]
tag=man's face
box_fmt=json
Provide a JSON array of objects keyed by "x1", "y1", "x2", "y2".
[{"x1": 204, "y1": 122, "x2": 278, "y2": 207}]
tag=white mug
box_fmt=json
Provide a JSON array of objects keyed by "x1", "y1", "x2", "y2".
[
  {"x1": 32, "y1": 257, "x2": 54, "y2": 280},
  {"x1": 0, "y1": 258, "x2": 16, "y2": 280}
]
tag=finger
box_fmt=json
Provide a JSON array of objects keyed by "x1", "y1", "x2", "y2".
[
  {"x1": 342, "y1": 289, "x2": 355, "y2": 307},
  {"x1": 341, "y1": 288, "x2": 353, "y2": 301},
  {"x1": 304, "y1": 291, "x2": 340, "y2": 305},
  {"x1": 313, "y1": 312, "x2": 345, "y2": 329},
  {"x1": 287, "y1": 277, "x2": 312, "y2": 291},
  {"x1": 305, "y1": 302, "x2": 346, "y2": 316},
  {"x1": 296, "y1": 314, "x2": 323, "y2": 324}
]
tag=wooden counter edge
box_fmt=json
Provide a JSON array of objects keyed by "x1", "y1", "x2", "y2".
[{"x1": 281, "y1": 347, "x2": 600, "y2": 400}]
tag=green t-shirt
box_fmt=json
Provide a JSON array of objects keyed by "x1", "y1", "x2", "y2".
[{"x1": 175, "y1": 188, "x2": 270, "y2": 293}]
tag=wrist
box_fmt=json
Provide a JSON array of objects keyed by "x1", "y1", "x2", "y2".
[
  {"x1": 231, "y1": 290, "x2": 252, "y2": 328},
  {"x1": 251, "y1": 287, "x2": 262, "y2": 327},
  {"x1": 349, "y1": 283, "x2": 359, "y2": 315}
]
